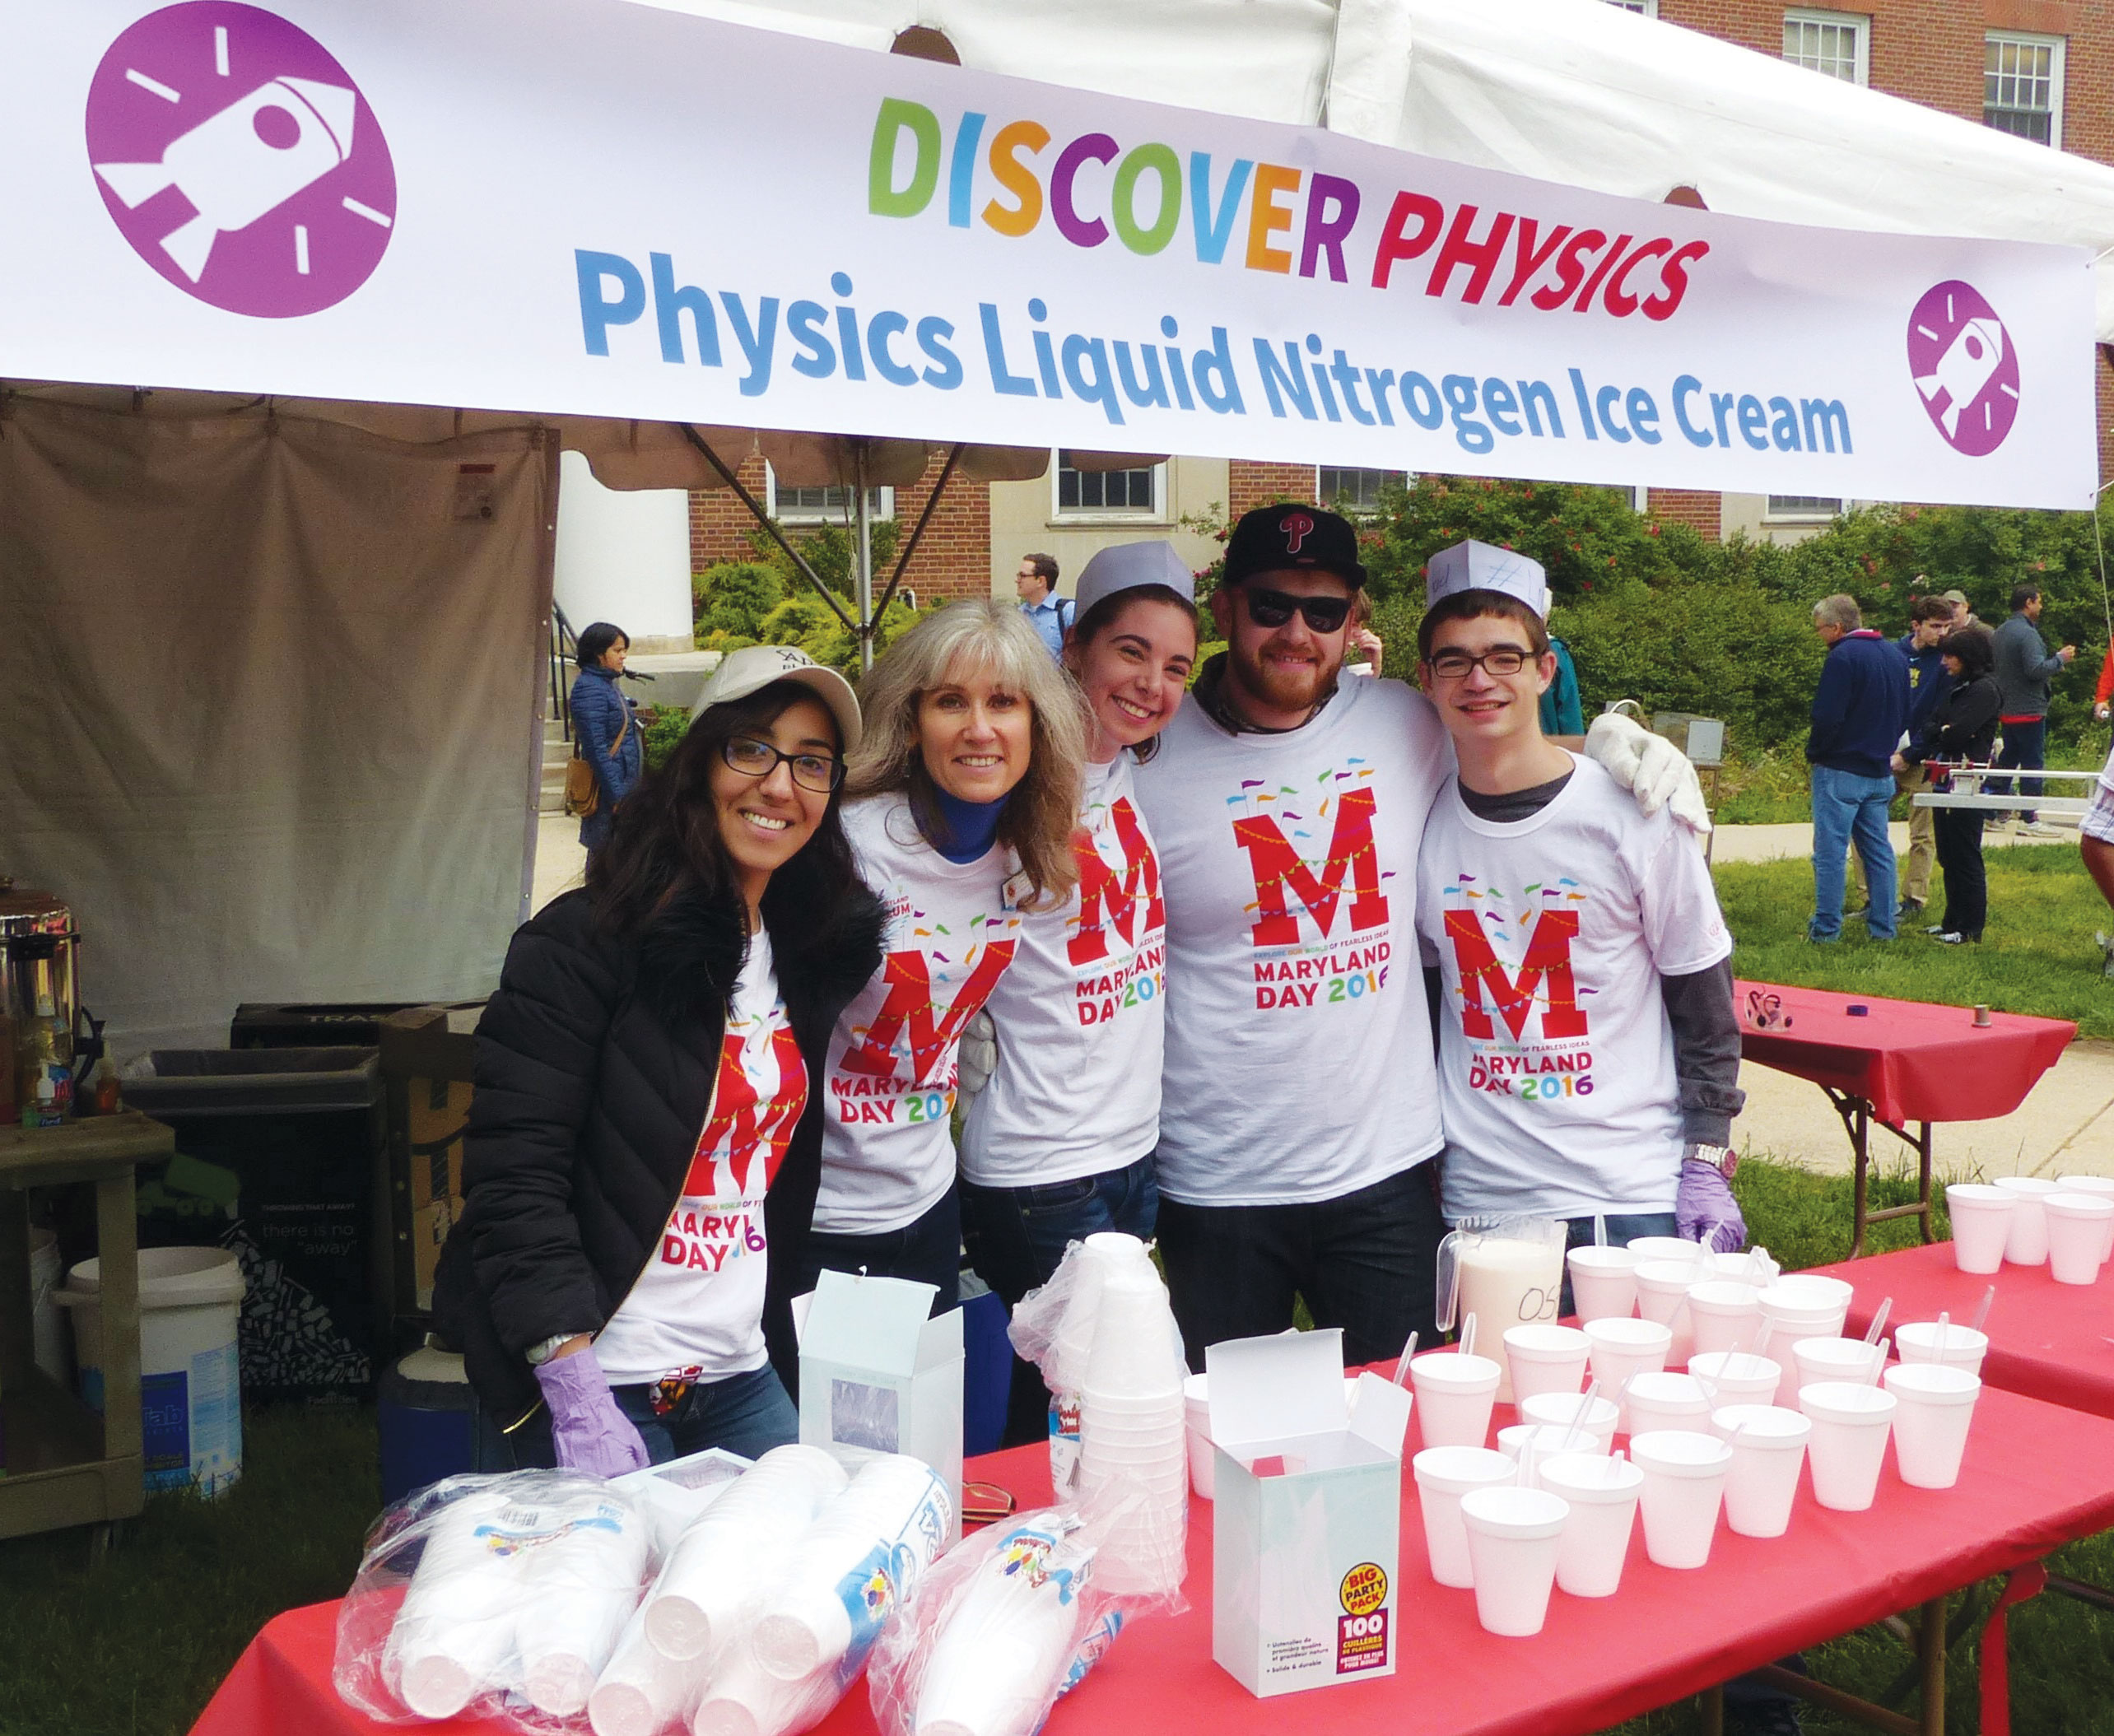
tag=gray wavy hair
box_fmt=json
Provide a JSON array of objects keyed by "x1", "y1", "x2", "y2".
[{"x1": 849, "y1": 599, "x2": 1090, "y2": 910}]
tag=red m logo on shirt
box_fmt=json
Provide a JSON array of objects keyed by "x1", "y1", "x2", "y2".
[
  {"x1": 686, "y1": 1025, "x2": 808, "y2": 1198},
  {"x1": 839, "y1": 942, "x2": 1019, "y2": 1082},
  {"x1": 1444, "y1": 908, "x2": 1587, "y2": 1041},
  {"x1": 1233, "y1": 788, "x2": 1390, "y2": 948},
  {"x1": 1069, "y1": 798, "x2": 1165, "y2": 966}
]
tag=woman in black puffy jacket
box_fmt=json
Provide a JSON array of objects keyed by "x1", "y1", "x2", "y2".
[
  {"x1": 1897, "y1": 627, "x2": 2002, "y2": 946},
  {"x1": 436, "y1": 647, "x2": 884, "y2": 1473}
]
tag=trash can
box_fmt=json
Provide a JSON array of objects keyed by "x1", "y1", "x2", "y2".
[
  {"x1": 232, "y1": 1002, "x2": 477, "y2": 1050},
  {"x1": 378, "y1": 1346, "x2": 476, "y2": 1503},
  {"x1": 120, "y1": 1047, "x2": 385, "y2": 1399}
]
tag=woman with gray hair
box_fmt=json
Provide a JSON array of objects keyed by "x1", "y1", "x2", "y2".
[{"x1": 780, "y1": 599, "x2": 1090, "y2": 1311}]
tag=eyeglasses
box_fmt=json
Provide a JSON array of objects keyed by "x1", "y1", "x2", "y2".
[
  {"x1": 721, "y1": 735, "x2": 844, "y2": 794},
  {"x1": 1241, "y1": 588, "x2": 1353, "y2": 635},
  {"x1": 1425, "y1": 645, "x2": 1536, "y2": 681}
]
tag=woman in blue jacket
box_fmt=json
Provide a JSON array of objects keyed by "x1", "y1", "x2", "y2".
[{"x1": 570, "y1": 621, "x2": 644, "y2": 856}]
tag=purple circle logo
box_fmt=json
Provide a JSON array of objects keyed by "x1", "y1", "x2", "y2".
[
  {"x1": 85, "y1": 2, "x2": 395, "y2": 318},
  {"x1": 1907, "y1": 281, "x2": 2018, "y2": 457}
]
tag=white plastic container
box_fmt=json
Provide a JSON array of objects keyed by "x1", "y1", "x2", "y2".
[
  {"x1": 1942, "y1": 1184, "x2": 2015, "y2": 1274},
  {"x1": 1460, "y1": 1486, "x2": 1569, "y2": 1636},
  {"x1": 1685, "y1": 1281, "x2": 1762, "y2": 1361},
  {"x1": 1629, "y1": 1430, "x2": 1730, "y2": 1569},
  {"x1": 1790, "y1": 1336, "x2": 1886, "y2": 1391},
  {"x1": 1409, "y1": 1351, "x2": 1502, "y2": 1451},
  {"x1": 2055, "y1": 1175, "x2": 2114, "y2": 1261},
  {"x1": 1519, "y1": 1390, "x2": 1620, "y2": 1454},
  {"x1": 1893, "y1": 1321, "x2": 1986, "y2": 1376},
  {"x1": 1688, "y1": 1351, "x2": 1784, "y2": 1412},
  {"x1": 1412, "y1": 1445, "x2": 1514, "y2": 1588},
  {"x1": 1537, "y1": 1451, "x2": 1643, "y2": 1599},
  {"x1": 1501, "y1": 1323, "x2": 1590, "y2": 1408},
  {"x1": 1623, "y1": 1371, "x2": 1712, "y2": 1439},
  {"x1": 1994, "y1": 1176, "x2": 2061, "y2": 1267},
  {"x1": 1799, "y1": 1381, "x2": 1897, "y2": 1511},
  {"x1": 1883, "y1": 1364, "x2": 1981, "y2": 1490},
  {"x1": 60, "y1": 1246, "x2": 244, "y2": 1495},
  {"x1": 1565, "y1": 1245, "x2": 1640, "y2": 1324},
  {"x1": 2043, "y1": 1193, "x2": 2114, "y2": 1285},
  {"x1": 1708, "y1": 1405, "x2": 1811, "y2": 1538}
]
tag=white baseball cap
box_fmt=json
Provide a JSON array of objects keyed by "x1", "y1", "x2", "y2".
[
  {"x1": 692, "y1": 644, "x2": 862, "y2": 755},
  {"x1": 1073, "y1": 541, "x2": 1197, "y2": 624},
  {"x1": 1424, "y1": 539, "x2": 1551, "y2": 619}
]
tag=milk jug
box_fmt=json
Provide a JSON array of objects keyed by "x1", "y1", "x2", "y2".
[{"x1": 1436, "y1": 1216, "x2": 1567, "y2": 1402}]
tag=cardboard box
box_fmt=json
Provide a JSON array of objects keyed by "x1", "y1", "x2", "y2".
[
  {"x1": 378, "y1": 1006, "x2": 482, "y2": 1320},
  {"x1": 1208, "y1": 1330, "x2": 1411, "y2": 1698},
  {"x1": 794, "y1": 1268, "x2": 964, "y2": 1540}
]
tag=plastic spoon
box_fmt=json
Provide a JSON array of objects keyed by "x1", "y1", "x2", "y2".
[
  {"x1": 1863, "y1": 1297, "x2": 1893, "y2": 1347},
  {"x1": 1969, "y1": 1287, "x2": 1996, "y2": 1336},
  {"x1": 1391, "y1": 1331, "x2": 1419, "y2": 1389},
  {"x1": 1460, "y1": 1313, "x2": 1478, "y2": 1362},
  {"x1": 1935, "y1": 1310, "x2": 1951, "y2": 1361},
  {"x1": 1559, "y1": 1379, "x2": 1603, "y2": 1454},
  {"x1": 1594, "y1": 1214, "x2": 1607, "y2": 1250},
  {"x1": 1864, "y1": 1338, "x2": 1891, "y2": 1385}
]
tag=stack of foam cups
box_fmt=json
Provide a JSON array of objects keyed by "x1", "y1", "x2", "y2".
[
  {"x1": 1799, "y1": 1382, "x2": 1897, "y2": 1511},
  {"x1": 384, "y1": 1485, "x2": 532, "y2": 1720},
  {"x1": 1708, "y1": 1407, "x2": 1811, "y2": 1538},
  {"x1": 515, "y1": 1490, "x2": 656, "y2": 1716},
  {"x1": 690, "y1": 1649, "x2": 843, "y2": 1736},
  {"x1": 2057, "y1": 1175, "x2": 2114, "y2": 1262},
  {"x1": 1942, "y1": 1184, "x2": 2015, "y2": 1274},
  {"x1": 1629, "y1": 1431, "x2": 1731, "y2": 1568},
  {"x1": 1753, "y1": 1277, "x2": 1851, "y2": 1357},
  {"x1": 588, "y1": 1606, "x2": 711, "y2": 1736},
  {"x1": 1883, "y1": 1364, "x2": 1981, "y2": 1489},
  {"x1": 1994, "y1": 1176, "x2": 2060, "y2": 1265},
  {"x1": 1077, "y1": 1261, "x2": 1187, "y2": 1595},
  {"x1": 1538, "y1": 1452, "x2": 1644, "y2": 1598},
  {"x1": 914, "y1": 1527, "x2": 1094, "y2": 1736},
  {"x1": 2044, "y1": 1193, "x2": 2114, "y2": 1284},
  {"x1": 1460, "y1": 1487, "x2": 1570, "y2": 1636}
]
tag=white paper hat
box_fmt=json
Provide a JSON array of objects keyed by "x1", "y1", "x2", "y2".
[
  {"x1": 1073, "y1": 541, "x2": 1196, "y2": 622},
  {"x1": 1424, "y1": 540, "x2": 1551, "y2": 619}
]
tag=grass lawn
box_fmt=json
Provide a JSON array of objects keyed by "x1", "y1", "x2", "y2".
[
  {"x1": 0, "y1": 1161, "x2": 2106, "y2": 1736},
  {"x1": 1715, "y1": 841, "x2": 2114, "y2": 1038}
]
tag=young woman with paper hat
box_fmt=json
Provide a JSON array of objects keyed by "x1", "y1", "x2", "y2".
[
  {"x1": 957, "y1": 541, "x2": 1199, "y2": 1445},
  {"x1": 783, "y1": 600, "x2": 1090, "y2": 1317},
  {"x1": 435, "y1": 645, "x2": 884, "y2": 1473}
]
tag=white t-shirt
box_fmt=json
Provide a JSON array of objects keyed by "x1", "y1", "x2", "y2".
[
  {"x1": 1133, "y1": 674, "x2": 1452, "y2": 1206},
  {"x1": 2083, "y1": 740, "x2": 2114, "y2": 844},
  {"x1": 815, "y1": 793, "x2": 1025, "y2": 1233},
  {"x1": 595, "y1": 930, "x2": 804, "y2": 1385},
  {"x1": 962, "y1": 754, "x2": 1166, "y2": 1187},
  {"x1": 1414, "y1": 755, "x2": 1733, "y2": 1221}
]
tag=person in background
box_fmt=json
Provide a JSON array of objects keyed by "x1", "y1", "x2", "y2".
[
  {"x1": 1539, "y1": 632, "x2": 1585, "y2": 737},
  {"x1": 1989, "y1": 584, "x2": 2074, "y2": 835},
  {"x1": 437, "y1": 647, "x2": 883, "y2": 1472},
  {"x1": 2076, "y1": 737, "x2": 2114, "y2": 971},
  {"x1": 1896, "y1": 628, "x2": 2003, "y2": 946},
  {"x1": 1943, "y1": 589, "x2": 1982, "y2": 634},
  {"x1": 789, "y1": 601, "x2": 1089, "y2": 1313},
  {"x1": 570, "y1": 621, "x2": 645, "y2": 859},
  {"x1": 1344, "y1": 589, "x2": 1385, "y2": 677},
  {"x1": 1850, "y1": 596, "x2": 1954, "y2": 924},
  {"x1": 960, "y1": 542, "x2": 1196, "y2": 1445},
  {"x1": 1805, "y1": 594, "x2": 1909, "y2": 943},
  {"x1": 1016, "y1": 553, "x2": 1072, "y2": 660}
]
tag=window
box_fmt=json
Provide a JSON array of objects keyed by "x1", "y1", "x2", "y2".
[
  {"x1": 1317, "y1": 468, "x2": 1407, "y2": 513},
  {"x1": 765, "y1": 466, "x2": 893, "y2": 524},
  {"x1": 1055, "y1": 452, "x2": 1160, "y2": 515},
  {"x1": 1782, "y1": 10, "x2": 1867, "y2": 84},
  {"x1": 1986, "y1": 32, "x2": 2063, "y2": 147},
  {"x1": 1604, "y1": 0, "x2": 1658, "y2": 15},
  {"x1": 1766, "y1": 496, "x2": 1842, "y2": 520}
]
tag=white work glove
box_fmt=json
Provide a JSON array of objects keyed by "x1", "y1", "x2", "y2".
[
  {"x1": 957, "y1": 1008, "x2": 998, "y2": 1110},
  {"x1": 1584, "y1": 712, "x2": 1712, "y2": 835}
]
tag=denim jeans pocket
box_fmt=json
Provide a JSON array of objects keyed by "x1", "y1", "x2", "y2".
[{"x1": 1018, "y1": 1175, "x2": 1098, "y2": 1216}]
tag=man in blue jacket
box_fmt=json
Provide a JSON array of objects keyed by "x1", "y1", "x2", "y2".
[
  {"x1": 1850, "y1": 595, "x2": 1954, "y2": 920},
  {"x1": 1807, "y1": 594, "x2": 1911, "y2": 942}
]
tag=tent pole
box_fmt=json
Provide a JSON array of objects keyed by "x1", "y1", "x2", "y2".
[
  {"x1": 854, "y1": 444, "x2": 874, "y2": 672},
  {"x1": 679, "y1": 425, "x2": 857, "y2": 634},
  {"x1": 869, "y1": 441, "x2": 962, "y2": 626}
]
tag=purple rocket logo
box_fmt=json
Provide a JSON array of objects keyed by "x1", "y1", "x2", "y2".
[
  {"x1": 1907, "y1": 282, "x2": 2019, "y2": 457},
  {"x1": 85, "y1": 2, "x2": 395, "y2": 318}
]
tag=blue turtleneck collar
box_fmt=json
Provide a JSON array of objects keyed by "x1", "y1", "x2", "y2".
[{"x1": 930, "y1": 788, "x2": 1005, "y2": 864}]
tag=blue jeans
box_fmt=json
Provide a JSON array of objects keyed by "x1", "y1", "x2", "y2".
[
  {"x1": 961, "y1": 1155, "x2": 1160, "y2": 1447},
  {"x1": 1809, "y1": 766, "x2": 1897, "y2": 940},
  {"x1": 1558, "y1": 1211, "x2": 1679, "y2": 1317},
  {"x1": 471, "y1": 1362, "x2": 799, "y2": 1470},
  {"x1": 781, "y1": 1189, "x2": 962, "y2": 1317},
  {"x1": 1989, "y1": 717, "x2": 2046, "y2": 823}
]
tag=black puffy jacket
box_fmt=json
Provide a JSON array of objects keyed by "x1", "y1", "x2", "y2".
[{"x1": 433, "y1": 873, "x2": 884, "y2": 1429}]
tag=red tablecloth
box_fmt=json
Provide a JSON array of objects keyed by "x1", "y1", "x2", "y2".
[
  {"x1": 193, "y1": 1385, "x2": 2114, "y2": 1736},
  {"x1": 1807, "y1": 1240, "x2": 2114, "y2": 1422},
  {"x1": 1733, "y1": 980, "x2": 2073, "y2": 1126}
]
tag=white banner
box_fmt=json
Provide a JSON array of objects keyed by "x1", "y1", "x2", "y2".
[{"x1": 0, "y1": 0, "x2": 2096, "y2": 508}]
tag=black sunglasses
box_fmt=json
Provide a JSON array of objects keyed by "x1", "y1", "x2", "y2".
[{"x1": 1241, "y1": 587, "x2": 1353, "y2": 634}]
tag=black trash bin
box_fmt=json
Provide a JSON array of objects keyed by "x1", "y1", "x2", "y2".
[
  {"x1": 122, "y1": 1047, "x2": 385, "y2": 1399},
  {"x1": 231, "y1": 1002, "x2": 446, "y2": 1050}
]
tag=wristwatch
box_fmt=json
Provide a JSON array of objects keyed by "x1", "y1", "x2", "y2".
[
  {"x1": 1685, "y1": 1143, "x2": 1738, "y2": 1180},
  {"x1": 525, "y1": 1332, "x2": 586, "y2": 1366}
]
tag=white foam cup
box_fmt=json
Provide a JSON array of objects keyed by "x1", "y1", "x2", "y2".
[
  {"x1": 2056, "y1": 1175, "x2": 2114, "y2": 1261},
  {"x1": 1519, "y1": 1390, "x2": 1620, "y2": 1454},
  {"x1": 1755, "y1": 1276, "x2": 1851, "y2": 1347},
  {"x1": 1410, "y1": 1351, "x2": 1502, "y2": 1450},
  {"x1": 1497, "y1": 1423, "x2": 1600, "y2": 1483},
  {"x1": 1629, "y1": 1430, "x2": 1731, "y2": 1569},
  {"x1": 1994, "y1": 1176, "x2": 2061, "y2": 1266},
  {"x1": 1686, "y1": 1282, "x2": 1763, "y2": 1360},
  {"x1": 1460, "y1": 1486, "x2": 1570, "y2": 1637},
  {"x1": 1184, "y1": 1373, "x2": 1213, "y2": 1500},
  {"x1": 1626, "y1": 1236, "x2": 1693, "y2": 1264},
  {"x1": 1537, "y1": 1451, "x2": 1644, "y2": 1599},
  {"x1": 1893, "y1": 1322, "x2": 1986, "y2": 1376},
  {"x1": 1582, "y1": 1317, "x2": 1672, "y2": 1429},
  {"x1": 1413, "y1": 1445, "x2": 1514, "y2": 1588},
  {"x1": 1942, "y1": 1184, "x2": 2017, "y2": 1274},
  {"x1": 2043, "y1": 1193, "x2": 2114, "y2": 1285},
  {"x1": 1708, "y1": 1405, "x2": 1811, "y2": 1538},
  {"x1": 1790, "y1": 1336, "x2": 1886, "y2": 1391},
  {"x1": 1566, "y1": 1245, "x2": 1640, "y2": 1324},
  {"x1": 1883, "y1": 1363, "x2": 1981, "y2": 1490},
  {"x1": 1623, "y1": 1371, "x2": 1713, "y2": 1438},
  {"x1": 1688, "y1": 1351, "x2": 1784, "y2": 1411},
  {"x1": 1502, "y1": 1324, "x2": 1591, "y2": 1408},
  {"x1": 1799, "y1": 1381, "x2": 1897, "y2": 1511},
  {"x1": 1632, "y1": 1260, "x2": 1702, "y2": 1366}
]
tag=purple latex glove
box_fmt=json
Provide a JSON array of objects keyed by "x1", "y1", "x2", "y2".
[
  {"x1": 1675, "y1": 1155, "x2": 1747, "y2": 1254},
  {"x1": 533, "y1": 1343, "x2": 651, "y2": 1478}
]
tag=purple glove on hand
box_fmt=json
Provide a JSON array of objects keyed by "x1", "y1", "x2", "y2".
[
  {"x1": 534, "y1": 1343, "x2": 651, "y2": 1478},
  {"x1": 1675, "y1": 1155, "x2": 1746, "y2": 1254}
]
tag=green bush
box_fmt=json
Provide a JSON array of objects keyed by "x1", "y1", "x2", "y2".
[
  {"x1": 641, "y1": 706, "x2": 689, "y2": 773},
  {"x1": 693, "y1": 561, "x2": 783, "y2": 640}
]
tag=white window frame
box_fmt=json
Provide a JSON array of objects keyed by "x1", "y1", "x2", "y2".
[
  {"x1": 1985, "y1": 30, "x2": 2065, "y2": 149},
  {"x1": 1763, "y1": 495, "x2": 1845, "y2": 524},
  {"x1": 1315, "y1": 466, "x2": 1409, "y2": 515},
  {"x1": 1782, "y1": 9, "x2": 1869, "y2": 85},
  {"x1": 1050, "y1": 451, "x2": 1166, "y2": 522},
  {"x1": 763, "y1": 463, "x2": 894, "y2": 526},
  {"x1": 1604, "y1": 0, "x2": 1659, "y2": 16}
]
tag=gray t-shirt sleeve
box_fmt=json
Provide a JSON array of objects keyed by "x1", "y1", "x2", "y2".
[{"x1": 1660, "y1": 957, "x2": 1745, "y2": 1147}]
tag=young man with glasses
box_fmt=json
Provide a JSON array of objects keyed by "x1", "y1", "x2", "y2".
[{"x1": 1134, "y1": 510, "x2": 1708, "y2": 1367}]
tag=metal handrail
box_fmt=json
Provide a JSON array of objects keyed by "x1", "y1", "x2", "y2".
[{"x1": 551, "y1": 602, "x2": 579, "y2": 742}]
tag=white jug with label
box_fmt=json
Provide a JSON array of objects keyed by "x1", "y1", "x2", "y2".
[{"x1": 1436, "y1": 1217, "x2": 1567, "y2": 1403}]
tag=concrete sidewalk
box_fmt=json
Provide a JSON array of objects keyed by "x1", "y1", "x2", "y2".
[{"x1": 1708, "y1": 818, "x2": 2076, "y2": 865}]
